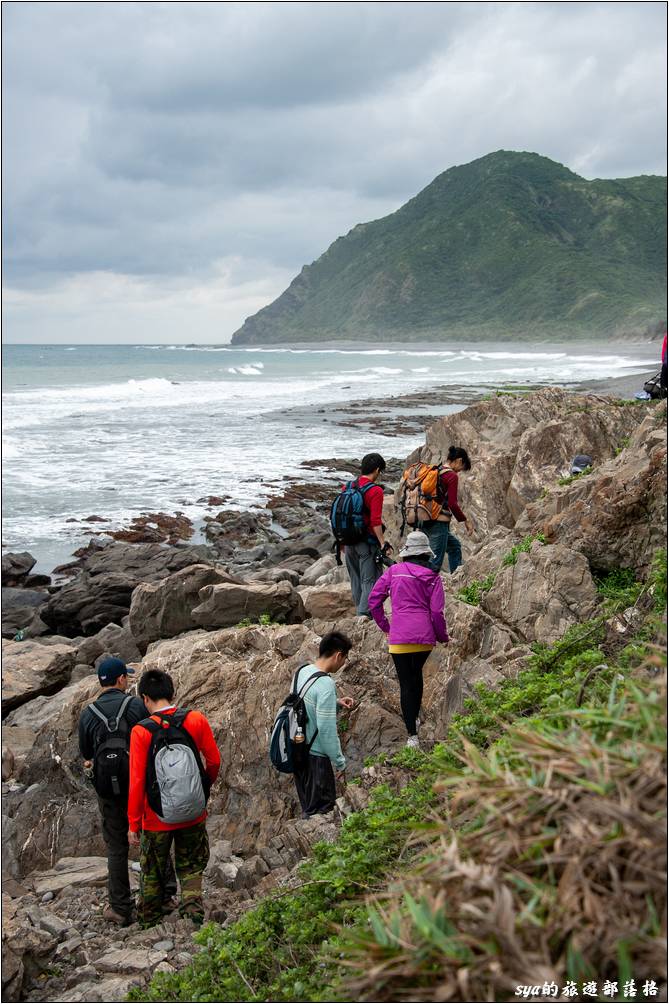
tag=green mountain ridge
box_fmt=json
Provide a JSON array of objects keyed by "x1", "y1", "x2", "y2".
[{"x1": 231, "y1": 151, "x2": 667, "y2": 344}]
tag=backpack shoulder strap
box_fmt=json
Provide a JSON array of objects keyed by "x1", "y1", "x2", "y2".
[
  {"x1": 170, "y1": 708, "x2": 190, "y2": 729},
  {"x1": 88, "y1": 702, "x2": 111, "y2": 728},
  {"x1": 88, "y1": 695, "x2": 133, "y2": 733},
  {"x1": 290, "y1": 664, "x2": 310, "y2": 695},
  {"x1": 297, "y1": 670, "x2": 328, "y2": 699}
]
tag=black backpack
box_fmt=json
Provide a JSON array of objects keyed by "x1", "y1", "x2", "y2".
[
  {"x1": 269, "y1": 667, "x2": 327, "y2": 774},
  {"x1": 330, "y1": 480, "x2": 375, "y2": 564},
  {"x1": 88, "y1": 694, "x2": 134, "y2": 800},
  {"x1": 140, "y1": 710, "x2": 211, "y2": 823}
]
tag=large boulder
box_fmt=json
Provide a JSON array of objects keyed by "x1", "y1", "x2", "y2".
[
  {"x1": 1, "y1": 588, "x2": 49, "y2": 639},
  {"x1": 4, "y1": 675, "x2": 99, "y2": 763},
  {"x1": 299, "y1": 582, "x2": 356, "y2": 620},
  {"x1": 129, "y1": 564, "x2": 234, "y2": 650},
  {"x1": 191, "y1": 580, "x2": 306, "y2": 630},
  {"x1": 1, "y1": 552, "x2": 37, "y2": 587},
  {"x1": 42, "y1": 542, "x2": 219, "y2": 637},
  {"x1": 74, "y1": 622, "x2": 142, "y2": 667},
  {"x1": 1, "y1": 639, "x2": 76, "y2": 714},
  {"x1": 300, "y1": 554, "x2": 337, "y2": 586}
]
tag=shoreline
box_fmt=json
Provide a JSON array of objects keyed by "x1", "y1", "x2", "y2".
[{"x1": 3, "y1": 368, "x2": 658, "y2": 577}]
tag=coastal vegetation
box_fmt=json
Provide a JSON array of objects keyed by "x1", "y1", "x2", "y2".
[
  {"x1": 130, "y1": 553, "x2": 666, "y2": 1003},
  {"x1": 231, "y1": 151, "x2": 667, "y2": 345}
]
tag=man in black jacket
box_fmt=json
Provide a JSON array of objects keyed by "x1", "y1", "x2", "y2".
[{"x1": 79, "y1": 657, "x2": 169, "y2": 924}]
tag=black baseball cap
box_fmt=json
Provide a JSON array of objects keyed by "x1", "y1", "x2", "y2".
[{"x1": 97, "y1": 657, "x2": 136, "y2": 685}]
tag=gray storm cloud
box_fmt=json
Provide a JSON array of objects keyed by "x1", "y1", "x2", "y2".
[{"x1": 2, "y1": 1, "x2": 666, "y2": 342}]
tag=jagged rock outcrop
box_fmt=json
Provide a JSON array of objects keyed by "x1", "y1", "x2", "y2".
[
  {"x1": 481, "y1": 543, "x2": 598, "y2": 644},
  {"x1": 407, "y1": 388, "x2": 650, "y2": 542},
  {"x1": 517, "y1": 407, "x2": 667, "y2": 575}
]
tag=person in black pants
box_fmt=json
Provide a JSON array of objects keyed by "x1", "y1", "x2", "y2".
[
  {"x1": 368, "y1": 531, "x2": 449, "y2": 748},
  {"x1": 79, "y1": 657, "x2": 176, "y2": 925}
]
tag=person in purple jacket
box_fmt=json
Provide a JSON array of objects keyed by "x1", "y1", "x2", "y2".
[{"x1": 368, "y1": 530, "x2": 449, "y2": 748}]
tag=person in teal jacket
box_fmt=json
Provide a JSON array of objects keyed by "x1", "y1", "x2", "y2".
[{"x1": 292, "y1": 631, "x2": 353, "y2": 817}]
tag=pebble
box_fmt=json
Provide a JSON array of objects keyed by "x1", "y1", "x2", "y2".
[
  {"x1": 41, "y1": 891, "x2": 55, "y2": 903},
  {"x1": 152, "y1": 939, "x2": 174, "y2": 952}
]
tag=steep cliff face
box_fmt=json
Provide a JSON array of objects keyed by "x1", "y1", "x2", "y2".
[
  {"x1": 231, "y1": 151, "x2": 666, "y2": 344},
  {"x1": 1, "y1": 391, "x2": 666, "y2": 1002}
]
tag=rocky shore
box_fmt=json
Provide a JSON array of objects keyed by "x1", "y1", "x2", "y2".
[{"x1": 1, "y1": 383, "x2": 666, "y2": 1003}]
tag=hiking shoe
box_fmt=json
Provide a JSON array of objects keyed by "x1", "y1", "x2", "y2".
[
  {"x1": 103, "y1": 905, "x2": 136, "y2": 927},
  {"x1": 406, "y1": 735, "x2": 420, "y2": 749}
]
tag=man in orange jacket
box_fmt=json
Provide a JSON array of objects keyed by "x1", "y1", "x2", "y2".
[{"x1": 128, "y1": 669, "x2": 221, "y2": 928}]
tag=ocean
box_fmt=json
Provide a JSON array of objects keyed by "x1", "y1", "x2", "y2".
[{"x1": 2, "y1": 342, "x2": 657, "y2": 574}]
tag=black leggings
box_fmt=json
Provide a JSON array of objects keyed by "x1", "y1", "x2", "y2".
[{"x1": 391, "y1": 650, "x2": 431, "y2": 736}]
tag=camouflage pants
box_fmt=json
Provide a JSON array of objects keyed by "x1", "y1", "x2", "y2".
[{"x1": 138, "y1": 822, "x2": 209, "y2": 928}]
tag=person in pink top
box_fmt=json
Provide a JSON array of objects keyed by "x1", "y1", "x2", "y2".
[
  {"x1": 661, "y1": 331, "x2": 667, "y2": 397},
  {"x1": 368, "y1": 530, "x2": 449, "y2": 748}
]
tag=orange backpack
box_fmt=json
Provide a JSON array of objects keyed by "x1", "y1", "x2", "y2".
[{"x1": 397, "y1": 462, "x2": 448, "y2": 531}]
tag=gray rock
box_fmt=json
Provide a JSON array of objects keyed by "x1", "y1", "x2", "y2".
[
  {"x1": 1, "y1": 587, "x2": 49, "y2": 639},
  {"x1": 300, "y1": 553, "x2": 337, "y2": 586},
  {"x1": 43, "y1": 542, "x2": 219, "y2": 637},
  {"x1": 75, "y1": 622, "x2": 142, "y2": 667},
  {"x1": 94, "y1": 946, "x2": 168, "y2": 972},
  {"x1": 152, "y1": 939, "x2": 174, "y2": 952},
  {"x1": 192, "y1": 580, "x2": 306, "y2": 630},
  {"x1": 1, "y1": 639, "x2": 76, "y2": 714},
  {"x1": 2, "y1": 552, "x2": 37, "y2": 586},
  {"x1": 59, "y1": 976, "x2": 141, "y2": 1002},
  {"x1": 299, "y1": 582, "x2": 355, "y2": 620},
  {"x1": 31, "y1": 856, "x2": 109, "y2": 896},
  {"x1": 129, "y1": 564, "x2": 234, "y2": 650}
]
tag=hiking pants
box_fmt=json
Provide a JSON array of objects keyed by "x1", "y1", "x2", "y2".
[
  {"x1": 293, "y1": 753, "x2": 337, "y2": 816},
  {"x1": 138, "y1": 821, "x2": 209, "y2": 928},
  {"x1": 423, "y1": 520, "x2": 463, "y2": 574},
  {"x1": 345, "y1": 540, "x2": 382, "y2": 615},
  {"x1": 391, "y1": 651, "x2": 431, "y2": 736},
  {"x1": 98, "y1": 796, "x2": 135, "y2": 918}
]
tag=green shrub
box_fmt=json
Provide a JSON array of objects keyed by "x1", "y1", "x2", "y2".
[
  {"x1": 456, "y1": 574, "x2": 495, "y2": 605},
  {"x1": 501, "y1": 532, "x2": 546, "y2": 566},
  {"x1": 558, "y1": 467, "x2": 592, "y2": 485}
]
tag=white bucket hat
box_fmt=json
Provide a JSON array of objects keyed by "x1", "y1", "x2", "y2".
[{"x1": 399, "y1": 530, "x2": 435, "y2": 560}]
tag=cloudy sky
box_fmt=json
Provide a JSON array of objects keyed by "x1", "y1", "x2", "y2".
[{"x1": 3, "y1": 1, "x2": 666, "y2": 344}]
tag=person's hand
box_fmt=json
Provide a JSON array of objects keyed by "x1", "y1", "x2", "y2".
[
  {"x1": 336, "y1": 770, "x2": 346, "y2": 783},
  {"x1": 128, "y1": 830, "x2": 141, "y2": 847},
  {"x1": 338, "y1": 696, "x2": 354, "y2": 710},
  {"x1": 83, "y1": 760, "x2": 92, "y2": 769},
  {"x1": 383, "y1": 541, "x2": 394, "y2": 553}
]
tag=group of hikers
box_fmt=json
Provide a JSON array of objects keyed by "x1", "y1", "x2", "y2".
[{"x1": 80, "y1": 445, "x2": 472, "y2": 929}]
